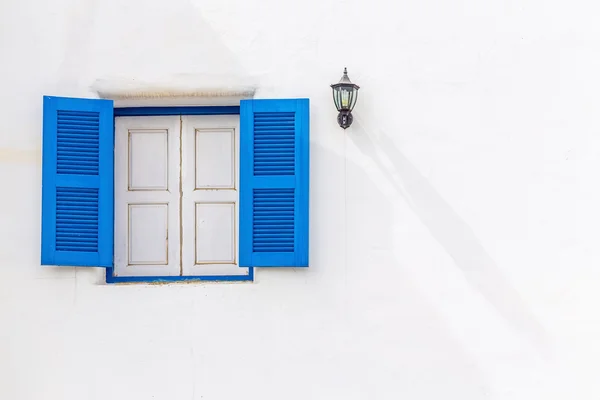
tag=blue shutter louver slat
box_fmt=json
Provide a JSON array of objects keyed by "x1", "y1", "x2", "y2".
[
  {"x1": 252, "y1": 188, "x2": 295, "y2": 252},
  {"x1": 55, "y1": 187, "x2": 99, "y2": 252},
  {"x1": 41, "y1": 96, "x2": 114, "y2": 267},
  {"x1": 239, "y1": 99, "x2": 309, "y2": 268},
  {"x1": 56, "y1": 110, "x2": 100, "y2": 175},
  {"x1": 253, "y1": 112, "x2": 295, "y2": 176}
]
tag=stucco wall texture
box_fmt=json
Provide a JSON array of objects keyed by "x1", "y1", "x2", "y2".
[{"x1": 1, "y1": 0, "x2": 599, "y2": 399}]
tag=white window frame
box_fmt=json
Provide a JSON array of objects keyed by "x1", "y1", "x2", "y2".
[{"x1": 107, "y1": 108, "x2": 252, "y2": 283}]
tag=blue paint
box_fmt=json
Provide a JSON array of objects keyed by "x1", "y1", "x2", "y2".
[
  {"x1": 114, "y1": 106, "x2": 240, "y2": 116},
  {"x1": 238, "y1": 99, "x2": 310, "y2": 268},
  {"x1": 105, "y1": 267, "x2": 254, "y2": 283},
  {"x1": 41, "y1": 96, "x2": 114, "y2": 267},
  {"x1": 295, "y1": 99, "x2": 310, "y2": 267},
  {"x1": 239, "y1": 100, "x2": 254, "y2": 267}
]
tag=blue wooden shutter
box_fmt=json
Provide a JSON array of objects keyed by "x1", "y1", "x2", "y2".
[
  {"x1": 239, "y1": 99, "x2": 309, "y2": 267},
  {"x1": 41, "y1": 96, "x2": 114, "y2": 267}
]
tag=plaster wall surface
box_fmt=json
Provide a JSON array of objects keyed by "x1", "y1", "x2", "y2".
[{"x1": 0, "y1": 0, "x2": 599, "y2": 398}]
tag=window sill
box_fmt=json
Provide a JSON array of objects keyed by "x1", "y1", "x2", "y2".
[{"x1": 105, "y1": 267, "x2": 254, "y2": 284}]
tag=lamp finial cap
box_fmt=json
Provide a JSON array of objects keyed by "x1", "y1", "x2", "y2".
[{"x1": 339, "y1": 68, "x2": 353, "y2": 84}]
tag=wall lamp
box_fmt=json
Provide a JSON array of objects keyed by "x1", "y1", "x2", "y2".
[{"x1": 331, "y1": 68, "x2": 360, "y2": 129}]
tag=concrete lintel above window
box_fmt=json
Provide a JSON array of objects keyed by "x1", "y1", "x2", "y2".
[{"x1": 92, "y1": 74, "x2": 257, "y2": 107}]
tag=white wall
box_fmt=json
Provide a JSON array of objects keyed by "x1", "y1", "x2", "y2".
[{"x1": 1, "y1": 0, "x2": 599, "y2": 398}]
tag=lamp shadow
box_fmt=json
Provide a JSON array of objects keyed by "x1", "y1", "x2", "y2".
[
  {"x1": 348, "y1": 117, "x2": 548, "y2": 350},
  {"x1": 309, "y1": 138, "x2": 492, "y2": 398}
]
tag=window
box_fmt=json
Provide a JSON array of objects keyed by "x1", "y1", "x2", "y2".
[{"x1": 40, "y1": 97, "x2": 310, "y2": 282}]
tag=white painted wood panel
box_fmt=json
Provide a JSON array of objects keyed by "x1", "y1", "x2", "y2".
[
  {"x1": 195, "y1": 129, "x2": 234, "y2": 188},
  {"x1": 195, "y1": 203, "x2": 235, "y2": 263},
  {"x1": 128, "y1": 130, "x2": 169, "y2": 190},
  {"x1": 114, "y1": 116, "x2": 181, "y2": 277},
  {"x1": 128, "y1": 204, "x2": 168, "y2": 265},
  {"x1": 182, "y1": 115, "x2": 249, "y2": 276}
]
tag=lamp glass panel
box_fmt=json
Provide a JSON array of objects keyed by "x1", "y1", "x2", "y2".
[
  {"x1": 332, "y1": 88, "x2": 341, "y2": 110},
  {"x1": 340, "y1": 87, "x2": 352, "y2": 109},
  {"x1": 349, "y1": 88, "x2": 358, "y2": 110}
]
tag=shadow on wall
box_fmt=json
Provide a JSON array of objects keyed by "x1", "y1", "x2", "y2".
[
  {"x1": 56, "y1": 0, "x2": 251, "y2": 94},
  {"x1": 305, "y1": 140, "x2": 492, "y2": 398},
  {"x1": 349, "y1": 117, "x2": 548, "y2": 350}
]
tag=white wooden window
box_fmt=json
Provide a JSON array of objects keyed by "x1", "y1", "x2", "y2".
[{"x1": 113, "y1": 115, "x2": 249, "y2": 277}]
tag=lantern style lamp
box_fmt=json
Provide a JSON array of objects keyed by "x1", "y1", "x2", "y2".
[{"x1": 331, "y1": 67, "x2": 360, "y2": 129}]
